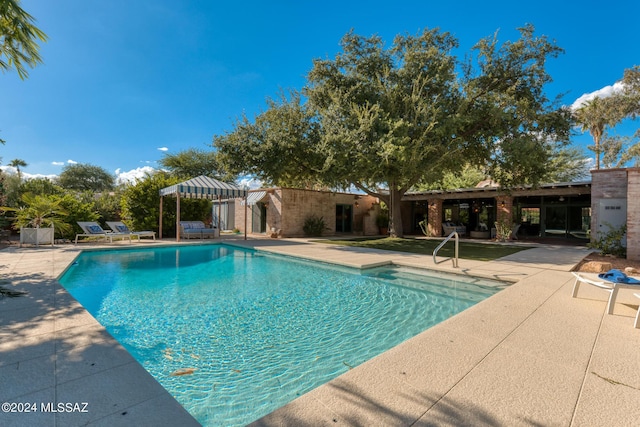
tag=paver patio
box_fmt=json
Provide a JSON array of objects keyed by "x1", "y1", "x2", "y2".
[{"x1": 1, "y1": 237, "x2": 638, "y2": 426}]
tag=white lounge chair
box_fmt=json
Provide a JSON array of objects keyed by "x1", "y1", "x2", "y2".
[
  {"x1": 75, "y1": 222, "x2": 132, "y2": 244},
  {"x1": 572, "y1": 271, "x2": 640, "y2": 316},
  {"x1": 634, "y1": 293, "x2": 640, "y2": 329},
  {"x1": 106, "y1": 221, "x2": 156, "y2": 241}
]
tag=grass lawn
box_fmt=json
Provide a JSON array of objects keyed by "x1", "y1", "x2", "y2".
[{"x1": 313, "y1": 237, "x2": 528, "y2": 261}]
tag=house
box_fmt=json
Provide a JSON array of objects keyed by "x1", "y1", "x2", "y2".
[
  {"x1": 229, "y1": 168, "x2": 640, "y2": 261},
  {"x1": 233, "y1": 188, "x2": 382, "y2": 238}
]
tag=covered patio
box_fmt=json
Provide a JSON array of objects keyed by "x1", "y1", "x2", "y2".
[{"x1": 158, "y1": 175, "x2": 247, "y2": 241}]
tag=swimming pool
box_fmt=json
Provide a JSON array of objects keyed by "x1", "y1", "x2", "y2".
[{"x1": 59, "y1": 244, "x2": 508, "y2": 426}]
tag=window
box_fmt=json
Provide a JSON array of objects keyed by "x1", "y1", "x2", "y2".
[{"x1": 521, "y1": 207, "x2": 540, "y2": 225}]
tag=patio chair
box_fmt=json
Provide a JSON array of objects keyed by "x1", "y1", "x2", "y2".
[
  {"x1": 442, "y1": 222, "x2": 466, "y2": 236},
  {"x1": 106, "y1": 221, "x2": 156, "y2": 241},
  {"x1": 75, "y1": 221, "x2": 132, "y2": 244},
  {"x1": 511, "y1": 223, "x2": 521, "y2": 240},
  {"x1": 572, "y1": 270, "x2": 640, "y2": 317}
]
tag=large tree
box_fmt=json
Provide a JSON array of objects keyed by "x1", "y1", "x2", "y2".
[
  {"x1": 159, "y1": 148, "x2": 228, "y2": 180},
  {"x1": 57, "y1": 163, "x2": 115, "y2": 192},
  {"x1": 620, "y1": 66, "x2": 640, "y2": 118},
  {"x1": 215, "y1": 26, "x2": 571, "y2": 237},
  {"x1": 214, "y1": 91, "x2": 325, "y2": 189},
  {"x1": 0, "y1": 0, "x2": 47, "y2": 79}
]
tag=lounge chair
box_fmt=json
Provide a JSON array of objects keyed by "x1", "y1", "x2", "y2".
[
  {"x1": 572, "y1": 270, "x2": 640, "y2": 316},
  {"x1": 179, "y1": 221, "x2": 218, "y2": 239},
  {"x1": 106, "y1": 221, "x2": 156, "y2": 241},
  {"x1": 75, "y1": 222, "x2": 132, "y2": 244},
  {"x1": 634, "y1": 293, "x2": 640, "y2": 329}
]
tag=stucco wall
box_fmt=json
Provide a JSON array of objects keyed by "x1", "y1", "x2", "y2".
[
  {"x1": 591, "y1": 168, "x2": 639, "y2": 261},
  {"x1": 590, "y1": 169, "x2": 628, "y2": 242},
  {"x1": 627, "y1": 169, "x2": 640, "y2": 261}
]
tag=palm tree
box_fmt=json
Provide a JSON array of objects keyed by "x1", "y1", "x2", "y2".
[
  {"x1": 8, "y1": 158, "x2": 26, "y2": 179},
  {"x1": 14, "y1": 193, "x2": 71, "y2": 235},
  {"x1": 573, "y1": 98, "x2": 607, "y2": 170},
  {"x1": 0, "y1": 0, "x2": 48, "y2": 79},
  {"x1": 573, "y1": 97, "x2": 625, "y2": 170}
]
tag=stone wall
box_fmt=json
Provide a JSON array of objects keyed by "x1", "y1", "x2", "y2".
[{"x1": 234, "y1": 188, "x2": 379, "y2": 238}]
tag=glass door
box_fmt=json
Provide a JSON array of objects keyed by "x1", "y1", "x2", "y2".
[{"x1": 335, "y1": 204, "x2": 353, "y2": 233}]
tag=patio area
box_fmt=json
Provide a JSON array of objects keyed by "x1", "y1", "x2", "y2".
[{"x1": 1, "y1": 237, "x2": 639, "y2": 426}]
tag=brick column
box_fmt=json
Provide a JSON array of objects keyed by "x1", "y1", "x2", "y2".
[
  {"x1": 496, "y1": 195, "x2": 513, "y2": 226},
  {"x1": 428, "y1": 199, "x2": 443, "y2": 236}
]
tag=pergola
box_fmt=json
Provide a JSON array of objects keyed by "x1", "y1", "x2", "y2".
[{"x1": 158, "y1": 175, "x2": 247, "y2": 241}]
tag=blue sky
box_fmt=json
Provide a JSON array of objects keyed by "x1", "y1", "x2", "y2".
[{"x1": 1, "y1": 0, "x2": 638, "y2": 184}]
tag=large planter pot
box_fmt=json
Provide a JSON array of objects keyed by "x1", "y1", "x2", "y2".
[
  {"x1": 470, "y1": 230, "x2": 490, "y2": 239},
  {"x1": 19, "y1": 227, "x2": 54, "y2": 247}
]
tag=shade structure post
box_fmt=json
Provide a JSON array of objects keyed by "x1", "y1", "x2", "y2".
[
  {"x1": 244, "y1": 195, "x2": 248, "y2": 240},
  {"x1": 176, "y1": 192, "x2": 181, "y2": 242},
  {"x1": 159, "y1": 196, "x2": 163, "y2": 239},
  {"x1": 217, "y1": 195, "x2": 222, "y2": 234}
]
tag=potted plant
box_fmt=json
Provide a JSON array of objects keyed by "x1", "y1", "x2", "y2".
[
  {"x1": 376, "y1": 211, "x2": 389, "y2": 235},
  {"x1": 14, "y1": 193, "x2": 71, "y2": 246}
]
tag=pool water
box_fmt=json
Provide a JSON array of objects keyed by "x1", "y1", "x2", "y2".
[{"x1": 59, "y1": 244, "x2": 507, "y2": 426}]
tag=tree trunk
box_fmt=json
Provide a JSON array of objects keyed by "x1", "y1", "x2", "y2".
[{"x1": 388, "y1": 187, "x2": 404, "y2": 238}]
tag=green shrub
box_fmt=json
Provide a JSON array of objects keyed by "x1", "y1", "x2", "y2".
[
  {"x1": 418, "y1": 218, "x2": 431, "y2": 237},
  {"x1": 588, "y1": 223, "x2": 626, "y2": 257},
  {"x1": 494, "y1": 220, "x2": 512, "y2": 242},
  {"x1": 303, "y1": 215, "x2": 326, "y2": 237},
  {"x1": 120, "y1": 172, "x2": 209, "y2": 237}
]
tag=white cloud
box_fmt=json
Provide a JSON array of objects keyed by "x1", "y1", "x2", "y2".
[
  {"x1": 0, "y1": 166, "x2": 17, "y2": 175},
  {"x1": 237, "y1": 175, "x2": 263, "y2": 190},
  {"x1": 157, "y1": 147, "x2": 169, "y2": 152},
  {"x1": 115, "y1": 166, "x2": 157, "y2": 184},
  {"x1": 571, "y1": 81, "x2": 626, "y2": 111},
  {"x1": 24, "y1": 172, "x2": 58, "y2": 180},
  {"x1": 67, "y1": 159, "x2": 78, "y2": 164},
  {"x1": 51, "y1": 161, "x2": 65, "y2": 166},
  {"x1": 0, "y1": 166, "x2": 58, "y2": 180}
]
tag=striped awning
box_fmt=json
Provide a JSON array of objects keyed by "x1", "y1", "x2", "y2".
[
  {"x1": 241, "y1": 190, "x2": 268, "y2": 206},
  {"x1": 159, "y1": 175, "x2": 247, "y2": 200}
]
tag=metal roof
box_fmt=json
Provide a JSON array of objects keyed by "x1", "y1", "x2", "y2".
[
  {"x1": 159, "y1": 175, "x2": 247, "y2": 199},
  {"x1": 241, "y1": 190, "x2": 268, "y2": 206}
]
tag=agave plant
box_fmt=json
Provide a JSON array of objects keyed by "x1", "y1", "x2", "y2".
[{"x1": 14, "y1": 193, "x2": 72, "y2": 236}]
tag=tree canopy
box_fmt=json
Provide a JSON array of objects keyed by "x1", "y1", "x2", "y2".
[
  {"x1": 0, "y1": 0, "x2": 47, "y2": 79},
  {"x1": 57, "y1": 163, "x2": 115, "y2": 192},
  {"x1": 214, "y1": 25, "x2": 572, "y2": 237},
  {"x1": 573, "y1": 66, "x2": 640, "y2": 169},
  {"x1": 159, "y1": 148, "x2": 228, "y2": 180}
]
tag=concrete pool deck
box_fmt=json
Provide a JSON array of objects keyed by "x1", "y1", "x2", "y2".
[{"x1": 1, "y1": 238, "x2": 639, "y2": 426}]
